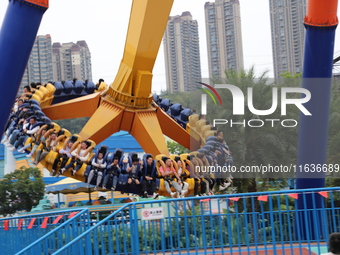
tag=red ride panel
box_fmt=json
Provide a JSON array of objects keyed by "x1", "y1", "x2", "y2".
[{"x1": 23, "y1": 0, "x2": 49, "y2": 8}]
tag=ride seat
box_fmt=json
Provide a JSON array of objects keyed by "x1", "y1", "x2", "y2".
[
  {"x1": 74, "y1": 80, "x2": 85, "y2": 94},
  {"x1": 53, "y1": 82, "x2": 64, "y2": 95},
  {"x1": 63, "y1": 81, "x2": 74, "y2": 94},
  {"x1": 85, "y1": 81, "x2": 96, "y2": 94}
]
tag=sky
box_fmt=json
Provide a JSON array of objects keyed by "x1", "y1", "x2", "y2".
[{"x1": 0, "y1": 0, "x2": 339, "y2": 93}]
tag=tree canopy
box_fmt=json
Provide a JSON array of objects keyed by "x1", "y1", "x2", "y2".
[
  {"x1": 54, "y1": 117, "x2": 89, "y2": 134},
  {"x1": 159, "y1": 67, "x2": 340, "y2": 192},
  {"x1": 167, "y1": 140, "x2": 190, "y2": 155},
  {"x1": 0, "y1": 167, "x2": 45, "y2": 216}
]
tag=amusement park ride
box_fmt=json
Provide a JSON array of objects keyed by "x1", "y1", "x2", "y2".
[
  {"x1": 0, "y1": 0, "x2": 338, "y2": 197},
  {"x1": 1, "y1": 0, "x2": 199, "y2": 156}
]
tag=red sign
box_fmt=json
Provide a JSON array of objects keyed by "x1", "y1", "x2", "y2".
[
  {"x1": 318, "y1": 191, "x2": 328, "y2": 198},
  {"x1": 258, "y1": 196, "x2": 268, "y2": 202},
  {"x1": 229, "y1": 197, "x2": 240, "y2": 202},
  {"x1": 41, "y1": 217, "x2": 49, "y2": 229},
  {"x1": 52, "y1": 215, "x2": 64, "y2": 224},
  {"x1": 28, "y1": 218, "x2": 36, "y2": 229},
  {"x1": 18, "y1": 219, "x2": 23, "y2": 230},
  {"x1": 68, "y1": 212, "x2": 78, "y2": 219},
  {"x1": 288, "y1": 193, "x2": 299, "y2": 200},
  {"x1": 4, "y1": 220, "x2": 9, "y2": 231}
]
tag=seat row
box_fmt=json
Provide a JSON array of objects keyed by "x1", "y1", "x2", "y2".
[{"x1": 2, "y1": 90, "x2": 234, "y2": 198}]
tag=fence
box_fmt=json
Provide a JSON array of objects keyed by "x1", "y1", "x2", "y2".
[
  {"x1": 15, "y1": 208, "x2": 91, "y2": 255},
  {"x1": 53, "y1": 187, "x2": 340, "y2": 255},
  {"x1": 0, "y1": 208, "x2": 90, "y2": 255}
]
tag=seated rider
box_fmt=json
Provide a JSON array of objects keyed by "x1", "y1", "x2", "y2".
[
  {"x1": 17, "y1": 128, "x2": 47, "y2": 157},
  {"x1": 1, "y1": 99, "x2": 24, "y2": 143},
  {"x1": 19, "y1": 85, "x2": 32, "y2": 99},
  {"x1": 61, "y1": 140, "x2": 91, "y2": 176},
  {"x1": 102, "y1": 157, "x2": 120, "y2": 191},
  {"x1": 33, "y1": 132, "x2": 58, "y2": 165},
  {"x1": 55, "y1": 139, "x2": 74, "y2": 177},
  {"x1": 9, "y1": 116, "x2": 40, "y2": 151},
  {"x1": 188, "y1": 155, "x2": 207, "y2": 196},
  {"x1": 175, "y1": 157, "x2": 189, "y2": 197},
  {"x1": 213, "y1": 149, "x2": 231, "y2": 191},
  {"x1": 197, "y1": 152, "x2": 215, "y2": 196},
  {"x1": 159, "y1": 157, "x2": 183, "y2": 198},
  {"x1": 141, "y1": 155, "x2": 158, "y2": 198},
  {"x1": 86, "y1": 152, "x2": 107, "y2": 191},
  {"x1": 127, "y1": 157, "x2": 141, "y2": 192},
  {"x1": 5, "y1": 107, "x2": 33, "y2": 147}
]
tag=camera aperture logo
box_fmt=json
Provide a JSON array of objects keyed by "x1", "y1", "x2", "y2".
[
  {"x1": 200, "y1": 83, "x2": 311, "y2": 128},
  {"x1": 198, "y1": 82, "x2": 223, "y2": 109}
]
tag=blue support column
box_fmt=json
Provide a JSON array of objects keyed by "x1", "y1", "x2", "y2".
[
  {"x1": 296, "y1": 0, "x2": 338, "y2": 240},
  {"x1": 296, "y1": 25, "x2": 337, "y2": 189},
  {"x1": 0, "y1": 0, "x2": 48, "y2": 135}
]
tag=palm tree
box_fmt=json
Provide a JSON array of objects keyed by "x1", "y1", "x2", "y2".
[
  {"x1": 208, "y1": 67, "x2": 298, "y2": 194},
  {"x1": 159, "y1": 68, "x2": 303, "y2": 195},
  {"x1": 326, "y1": 78, "x2": 340, "y2": 184}
]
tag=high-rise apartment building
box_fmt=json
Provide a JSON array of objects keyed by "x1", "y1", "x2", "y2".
[
  {"x1": 52, "y1": 40, "x2": 92, "y2": 82},
  {"x1": 205, "y1": 0, "x2": 244, "y2": 79},
  {"x1": 20, "y1": 34, "x2": 53, "y2": 91},
  {"x1": 163, "y1": 12, "x2": 202, "y2": 93},
  {"x1": 269, "y1": 0, "x2": 306, "y2": 78}
]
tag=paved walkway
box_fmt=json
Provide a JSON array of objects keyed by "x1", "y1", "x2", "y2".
[{"x1": 154, "y1": 243, "x2": 328, "y2": 255}]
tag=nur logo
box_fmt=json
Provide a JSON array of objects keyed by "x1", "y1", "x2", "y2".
[
  {"x1": 198, "y1": 82, "x2": 223, "y2": 115},
  {"x1": 199, "y1": 83, "x2": 311, "y2": 116}
]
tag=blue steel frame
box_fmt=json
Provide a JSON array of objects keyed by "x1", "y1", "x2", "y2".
[
  {"x1": 0, "y1": 0, "x2": 48, "y2": 136},
  {"x1": 296, "y1": 24, "x2": 337, "y2": 189},
  {"x1": 296, "y1": 0, "x2": 338, "y2": 192},
  {"x1": 295, "y1": 10, "x2": 338, "y2": 238},
  {"x1": 0, "y1": 208, "x2": 88, "y2": 255},
  {"x1": 50, "y1": 187, "x2": 340, "y2": 255},
  {"x1": 15, "y1": 208, "x2": 91, "y2": 255}
]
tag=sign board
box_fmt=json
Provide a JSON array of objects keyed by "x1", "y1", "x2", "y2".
[{"x1": 141, "y1": 207, "x2": 164, "y2": 220}]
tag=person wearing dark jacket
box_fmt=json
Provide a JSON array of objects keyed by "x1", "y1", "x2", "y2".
[
  {"x1": 102, "y1": 157, "x2": 120, "y2": 191},
  {"x1": 141, "y1": 155, "x2": 158, "y2": 198}
]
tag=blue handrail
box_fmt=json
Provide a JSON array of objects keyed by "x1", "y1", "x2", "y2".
[
  {"x1": 0, "y1": 208, "x2": 86, "y2": 255},
  {"x1": 0, "y1": 208, "x2": 83, "y2": 222},
  {"x1": 53, "y1": 203, "x2": 131, "y2": 254},
  {"x1": 15, "y1": 208, "x2": 90, "y2": 255},
  {"x1": 52, "y1": 186, "x2": 340, "y2": 255}
]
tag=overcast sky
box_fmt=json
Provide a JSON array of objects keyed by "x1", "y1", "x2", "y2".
[{"x1": 0, "y1": 0, "x2": 339, "y2": 93}]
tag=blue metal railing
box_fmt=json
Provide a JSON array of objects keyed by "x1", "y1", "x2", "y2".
[
  {"x1": 53, "y1": 186, "x2": 340, "y2": 255},
  {"x1": 0, "y1": 208, "x2": 88, "y2": 255},
  {"x1": 15, "y1": 208, "x2": 90, "y2": 255},
  {"x1": 54, "y1": 203, "x2": 132, "y2": 255}
]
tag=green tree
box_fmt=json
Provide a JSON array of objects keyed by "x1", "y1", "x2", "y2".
[
  {"x1": 156, "y1": 68, "x2": 299, "y2": 193},
  {"x1": 159, "y1": 90, "x2": 201, "y2": 111},
  {"x1": 206, "y1": 67, "x2": 298, "y2": 194},
  {"x1": 167, "y1": 140, "x2": 190, "y2": 155},
  {"x1": 158, "y1": 69, "x2": 340, "y2": 192},
  {"x1": 0, "y1": 167, "x2": 45, "y2": 216},
  {"x1": 54, "y1": 117, "x2": 89, "y2": 134},
  {"x1": 280, "y1": 71, "x2": 302, "y2": 79},
  {"x1": 325, "y1": 78, "x2": 340, "y2": 185}
]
